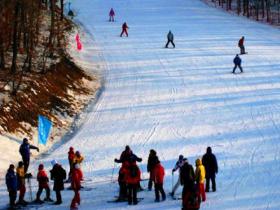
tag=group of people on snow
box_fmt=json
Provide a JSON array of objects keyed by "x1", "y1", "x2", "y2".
[
  {"x1": 6, "y1": 137, "x2": 218, "y2": 210},
  {"x1": 5, "y1": 138, "x2": 84, "y2": 209}
]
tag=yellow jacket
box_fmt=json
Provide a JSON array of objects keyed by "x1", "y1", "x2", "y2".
[
  {"x1": 195, "y1": 159, "x2": 205, "y2": 184},
  {"x1": 16, "y1": 166, "x2": 25, "y2": 186},
  {"x1": 74, "y1": 155, "x2": 84, "y2": 164}
]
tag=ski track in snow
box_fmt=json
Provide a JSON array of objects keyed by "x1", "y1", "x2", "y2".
[{"x1": 1, "y1": 0, "x2": 280, "y2": 209}]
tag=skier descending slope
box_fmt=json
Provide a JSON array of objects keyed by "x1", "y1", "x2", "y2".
[
  {"x1": 109, "y1": 8, "x2": 115, "y2": 22},
  {"x1": 120, "y1": 22, "x2": 129, "y2": 37},
  {"x1": 165, "y1": 30, "x2": 175, "y2": 48},
  {"x1": 232, "y1": 54, "x2": 243, "y2": 74}
]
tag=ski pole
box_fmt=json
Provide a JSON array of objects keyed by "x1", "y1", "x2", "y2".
[
  {"x1": 111, "y1": 162, "x2": 116, "y2": 183},
  {"x1": 172, "y1": 172, "x2": 174, "y2": 191}
]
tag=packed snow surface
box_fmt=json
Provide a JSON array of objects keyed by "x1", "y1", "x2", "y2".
[{"x1": 1, "y1": 0, "x2": 280, "y2": 209}]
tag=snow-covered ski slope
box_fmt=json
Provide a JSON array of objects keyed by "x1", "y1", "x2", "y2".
[{"x1": 2, "y1": 0, "x2": 280, "y2": 209}]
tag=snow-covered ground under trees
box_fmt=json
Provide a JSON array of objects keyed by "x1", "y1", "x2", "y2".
[{"x1": 1, "y1": 0, "x2": 280, "y2": 209}]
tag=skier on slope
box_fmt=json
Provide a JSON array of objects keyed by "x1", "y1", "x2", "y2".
[
  {"x1": 165, "y1": 30, "x2": 175, "y2": 48},
  {"x1": 16, "y1": 161, "x2": 28, "y2": 206},
  {"x1": 6, "y1": 164, "x2": 17, "y2": 209},
  {"x1": 232, "y1": 54, "x2": 243, "y2": 74},
  {"x1": 71, "y1": 163, "x2": 83, "y2": 209},
  {"x1": 120, "y1": 22, "x2": 129, "y2": 37},
  {"x1": 195, "y1": 158, "x2": 206, "y2": 202},
  {"x1": 125, "y1": 158, "x2": 141, "y2": 205},
  {"x1": 153, "y1": 157, "x2": 166, "y2": 202},
  {"x1": 19, "y1": 138, "x2": 39, "y2": 173},
  {"x1": 170, "y1": 155, "x2": 185, "y2": 197},
  {"x1": 35, "y1": 164, "x2": 53, "y2": 203},
  {"x1": 202, "y1": 147, "x2": 218, "y2": 192},
  {"x1": 147, "y1": 149, "x2": 158, "y2": 191},
  {"x1": 238, "y1": 36, "x2": 246, "y2": 55},
  {"x1": 50, "y1": 160, "x2": 66, "y2": 205},
  {"x1": 109, "y1": 8, "x2": 115, "y2": 22}
]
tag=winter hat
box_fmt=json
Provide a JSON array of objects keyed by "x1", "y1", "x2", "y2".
[
  {"x1": 75, "y1": 151, "x2": 80, "y2": 156},
  {"x1": 179, "y1": 155, "x2": 184, "y2": 160},
  {"x1": 150, "y1": 149, "x2": 156, "y2": 155},
  {"x1": 38, "y1": 164, "x2": 44, "y2": 170},
  {"x1": 69, "y1": 147, "x2": 74, "y2": 151},
  {"x1": 195, "y1": 158, "x2": 202, "y2": 166},
  {"x1": 23, "y1": 138, "x2": 28, "y2": 143},
  {"x1": 18, "y1": 161, "x2": 24, "y2": 167},
  {"x1": 207, "y1": 147, "x2": 212, "y2": 154},
  {"x1": 9, "y1": 164, "x2": 15, "y2": 170},
  {"x1": 125, "y1": 145, "x2": 130, "y2": 151},
  {"x1": 51, "y1": 160, "x2": 58, "y2": 166}
]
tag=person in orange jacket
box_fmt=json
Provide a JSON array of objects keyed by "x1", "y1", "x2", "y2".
[
  {"x1": 73, "y1": 151, "x2": 84, "y2": 180},
  {"x1": 195, "y1": 158, "x2": 206, "y2": 202},
  {"x1": 16, "y1": 161, "x2": 27, "y2": 206},
  {"x1": 153, "y1": 157, "x2": 166, "y2": 202},
  {"x1": 70, "y1": 163, "x2": 83, "y2": 209},
  {"x1": 35, "y1": 164, "x2": 53, "y2": 203},
  {"x1": 120, "y1": 22, "x2": 129, "y2": 37},
  {"x1": 125, "y1": 159, "x2": 141, "y2": 205}
]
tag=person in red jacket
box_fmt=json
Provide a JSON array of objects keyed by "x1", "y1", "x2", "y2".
[
  {"x1": 120, "y1": 22, "x2": 129, "y2": 37},
  {"x1": 68, "y1": 147, "x2": 75, "y2": 181},
  {"x1": 238, "y1": 36, "x2": 246, "y2": 54},
  {"x1": 126, "y1": 160, "x2": 141, "y2": 205},
  {"x1": 109, "y1": 8, "x2": 115, "y2": 22},
  {"x1": 153, "y1": 157, "x2": 166, "y2": 202},
  {"x1": 117, "y1": 161, "x2": 129, "y2": 201},
  {"x1": 35, "y1": 164, "x2": 53, "y2": 203},
  {"x1": 70, "y1": 163, "x2": 83, "y2": 209}
]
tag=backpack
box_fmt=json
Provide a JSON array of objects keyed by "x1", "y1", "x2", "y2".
[{"x1": 129, "y1": 165, "x2": 139, "y2": 178}]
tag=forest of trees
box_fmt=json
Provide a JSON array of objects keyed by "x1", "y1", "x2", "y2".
[
  {"x1": 0, "y1": 0, "x2": 68, "y2": 95},
  {"x1": 211, "y1": 0, "x2": 280, "y2": 23}
]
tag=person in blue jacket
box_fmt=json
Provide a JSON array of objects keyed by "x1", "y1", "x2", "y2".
[
  {"x1": 19, "y1": 138, "x2": 39, "y2": 173},
  {"x1": 6, "y1": 164, "x2": 17, "y2": 208},
  {"x1": 232, "y1": 54, "x2": 243, "y2": 74}
]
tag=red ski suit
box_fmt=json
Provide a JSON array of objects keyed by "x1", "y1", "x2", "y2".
[{"x1": 71, "y1": 168, "x2": 83, "y2": 208}]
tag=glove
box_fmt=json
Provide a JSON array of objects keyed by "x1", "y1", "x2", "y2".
[
  {"x1": 114, "y1": 158, "x2": 118, "y2": 163},
  {"x1": 172, "y1": 169, "x2": 175, "y2": 173},
  {"x1": 37, "y1": 148, "x2": 40, "y2": 152},
  {"x1": 139, "y1": 158, "x2": 142, "y2": 162}
]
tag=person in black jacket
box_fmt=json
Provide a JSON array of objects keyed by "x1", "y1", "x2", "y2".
[
  {"x1": 180, "y1": 159, "x2": 195, "y2": 199},
  {"x1": 202, "y1": 147, "x2": 218, "y2": 192},
  {"x1": 165, "y1": 30, "x2": 175, "y2": 48},
  {"x1": 19, "y1": 138, "x2": 39, "y2": 173},
  {"x1": 50, "y1": 160, "x2": 66, "y2": 205},
  {"x1": 114, "y1": 146, "x2": 142, "y2": 163},
  {"x1": 232, "y1": 54, "x2": 243, "y2": 74},
  {"x1": 147, "y1": 149, "x2": 158, "y2": 191}
]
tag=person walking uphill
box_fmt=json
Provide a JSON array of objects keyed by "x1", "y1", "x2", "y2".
[
  {"x1": 120, "y1": 22, "x2": 129, "y2": 37},
  {"x1": 195, "y1": 158, "x2": 206, "y2": 202},
  {"x1": 6, "y1": 164, "x2": 17, "y2": 208},
  {"x1": 109, "y1": 8, "x2": 115, "y2": 22},
  {"x1": 232, "y1": 54, "x2": 243, "y2": 74},
  {"x1": 19, "y1": 138, "x2": 39, "y2": 173},
  {"x1": 165, "y1": 30, "x2": 175, "y2": 48},
  {"x1": 35, "y1": 164, "x2": 53, "y2": 203},
  {"x1": 153, "y1": 157, "x2": 166, "y2": 202},
  {"x1": 147, "y1": 149, "x2": 158, "y2": 191},
  {"x1": 50, "y1": 160, "x2": 66, "y2": 205},
  {"x1": 202, "y1": 147, "x2": 218, "y2": 192},
  {"x1": 238, "y1": 36, "x2": 246, "y2": 54}
]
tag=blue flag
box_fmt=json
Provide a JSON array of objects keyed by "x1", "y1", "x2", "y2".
[{"x1": 38, "y1": 115, "x2": 52, "y2": 145}]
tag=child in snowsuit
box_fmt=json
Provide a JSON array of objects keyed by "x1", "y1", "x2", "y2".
[
  {"x1": 6, "y1": 164, "x2": 17, "y2": 208},
  {"x1": 35, "y1": 164, "x2": 53, "y2": 203},
  {"x1": 232, "y1": 54, "x2": 243, "y2": 74},
  {"x1": 202, "y1": 147, "x2": 218, "y2": 192},
  {"x1": 195, "y1": 158, "x2": 206, "y2": 202},
  {"x1": 109, "y1": 8, "x2": 115, "y2": 22},
  {"x1": 238, "y1": 36, "x2": 246, "y2": 54},
  {"x1": 120, "y1": 22, "x2": 129, "y2": 37},
  {"x1": 165, "y1": 30, "x2": 175, "y2": 48},
  {"x1": 71, "y1": 163, "x2": 83, "y2": 209},
  {"x1": 153, "y1": 157, "x2": 166, "y2": 202},
  {"x1": 16, "y1": 161, "x2": 27, "y2": 205},
  {"x1": 50, "y1": 160, "x2": 66, "y2": 205},
  {"x1": 147, "y1": 149, "x2": 158, "y2": 191},
  {"x1": 126, "y1": 160, "x2": 141, "y2": 205},
  {"x1": 117, "y1": 161, "x2": 129, "y2": 201}
]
